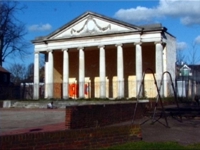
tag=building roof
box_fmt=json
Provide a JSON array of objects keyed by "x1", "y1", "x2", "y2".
[
  {"x1": 180, "y1": 64, "x2": 191, "y2": 71},
  {"x1": 0, "y1": 66, "x2": 10, "y2": 73}
]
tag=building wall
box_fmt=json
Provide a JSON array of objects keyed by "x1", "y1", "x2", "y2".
[
  {"x1": 0, "y1": 72, "x2": 10, "y2": 85},
  {"x1": 142, "y1": 44, "x2": 155, "y2": 72},
  {"x1": 142, "y1": 44, "x2": 157, "y2": 97},
  {"x1": 54, "y1": 51, "x2": 63, "y2": 98},
  {"x1": 65, "y1": 103, "x2": 145, "y2": 129},
  {"x1": 85, "y1": 47, "x2": 99, "y2": 98},
  {"x1": 165, "y1": 33, "x2": 176, "y2": 96},
  {"x1": 166, "y1": 33, "x2": 176, "y2": 77}
]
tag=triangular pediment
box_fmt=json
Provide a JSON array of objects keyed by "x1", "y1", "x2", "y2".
[
  {"x1": 180, "y1": 64, "x2": 191, "y2": 71},
  {"x1": 47, "y1": 12, "x2": 141, "y2": 39}
]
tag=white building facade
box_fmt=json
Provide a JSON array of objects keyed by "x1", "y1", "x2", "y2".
[{"x1": 32, "y1": 12, "x2": 176, "y2": 99}]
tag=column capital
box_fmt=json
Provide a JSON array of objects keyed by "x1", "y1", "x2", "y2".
[
  {"x1": 134, "y1": 42, "x2": 142, "y2": 46},
  {"x1": 154, "y1": 41, "x2": 163, "y2": 45},
  {"x1": 47, "y1": 49, "x2": 53, "y2": 53},
  {"x1": 62, "y1": 48, "x2": 68, "y2": 52},
  {"x1": 35, "y1": 51, "x2": 40, "y2": 54},
  {"x1": 77, "y1": 47, "x2": 84, "y2": 50},
  {"x1": 98, "y1": 45, "x2": 105, "y2": 49},
  {"x1": 115, "y1": 43, "x2": 123, "y2": 47}
]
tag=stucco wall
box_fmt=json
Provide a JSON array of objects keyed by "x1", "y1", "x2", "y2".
[
  {"x1": 166, "y1": 33, "x2": 176, "y2": 78},
  {"x1": 165, "y1": 33, "x2": 176, "y2": 96}
]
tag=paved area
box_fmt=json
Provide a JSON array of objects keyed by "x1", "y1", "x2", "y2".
[
  {"x1": 139, "y1": 116, "x2": 200, "y2": 145},
  {"x1": 1, "y1": 108, "x2": 200, "y2": 146},
  {"x1": 0, "y1": 108, "x2": 66, "y2": 135}
]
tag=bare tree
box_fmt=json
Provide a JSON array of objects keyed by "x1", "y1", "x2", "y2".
[
  {"x1": 185, "y1": 42, "x2": 200, "y2": 101},
  {"x1": 25, "y1": 63, "x2": 44, "y2": 83},
  {"x1": 187, "y1": 43, "x2": 200, "y2": 65},
  {"x1": 8, "y1": 63, "x2": 26, "y2": 84},
  {"x1": 0, "y1": 1, "x2": 30, "y2": 66},
  {"x1": 8, "y1": 63, "x2": 44, "y2": 99},
  {"x1": 176, "y1": 49, "x2": 185, "y2": 65},
  {"x1": 26, "y1": 63, "x2": 34, "y2": 82}
]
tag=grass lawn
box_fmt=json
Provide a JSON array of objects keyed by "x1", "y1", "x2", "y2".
[{"x1": 102, "y1": 141, "x2": 200, "y2": 150}]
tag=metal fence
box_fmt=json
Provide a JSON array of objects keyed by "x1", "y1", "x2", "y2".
[
  {"x1": 0, "y1": 85, "x2": 21, "y2": 100},
  {"x1": 0, "y1": 83, "x2": 44, "y2": 100},
  {"x1": 1, "y1": 79, "x2": 198, "y2": 100}
]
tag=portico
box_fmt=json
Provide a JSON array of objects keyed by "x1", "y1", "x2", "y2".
[{"x1": 32, "y1": 12, "x2": 176, "y2": 99}]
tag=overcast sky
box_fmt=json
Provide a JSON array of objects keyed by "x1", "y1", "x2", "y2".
[{"x1": 4, "y1": 0, "x2": 200, "y2": 68}]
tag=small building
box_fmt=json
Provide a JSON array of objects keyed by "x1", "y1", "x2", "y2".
[
  {"x1": 32, "y1": 12, "x2": 176, "y2": 99},
  {"x1": 0, "y1": 66, "x2": 11, "y2": 100},
  {"x1": 177, "y1": 64, "x2": 200, "y2": 98},
  {"x1": 0, "y1": 66, "x2": 10, "y2": 85}
]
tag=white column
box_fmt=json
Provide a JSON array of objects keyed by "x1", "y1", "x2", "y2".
[
  {"x1": 48, "y1": 50, "x2": 54, "y2": 99},
  {"x1": 135, "y1": 43, "x2": 142, "y2": 96},
  {"x1": 78, "y1": 47, "x2": 85, "y2": 98},
  {"x1": 163, "y1": 45, "x2": 167, "y2": 97},
  {"x1": 33, "y1": 52, "x2": 40, "y2": 99},
  {"x1": 63, "y1": 49, "x2": 69, "y2": 99},
  {"x1": 116, "y1": 44, "x2": 124, "y2": 98},
  {"x1": 99, "y1": 45, "x2": 106, "y2": 98},
  {"x1": 155, "y1": 42, "x2": 164, "y2": 96},
  {"x1": 44, "y1": 53, "x2": 49, "y2": 98}
]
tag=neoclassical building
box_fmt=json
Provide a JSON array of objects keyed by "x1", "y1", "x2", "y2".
[{"x1": 32, "y1": 12, "x2": 176, "y2": 99}]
